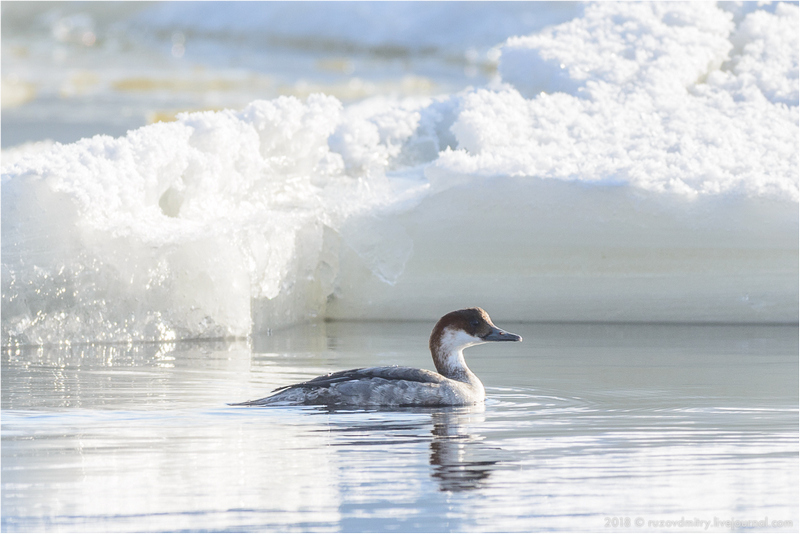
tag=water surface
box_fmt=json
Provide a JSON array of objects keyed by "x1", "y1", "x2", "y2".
[{"x1": 2, "y1": 322, "x2": 798, "y2": 532}]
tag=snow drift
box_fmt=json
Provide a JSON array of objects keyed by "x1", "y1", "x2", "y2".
[{"x1": 2, "y1": 2, "x2": 797, "y2": 345}]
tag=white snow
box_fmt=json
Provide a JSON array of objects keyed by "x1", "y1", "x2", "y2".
[{"x1": 2, "y1": 2, "x2": 797, "y2": 344}]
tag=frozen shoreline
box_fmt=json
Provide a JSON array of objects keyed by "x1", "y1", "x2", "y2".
[
  {"x1": 324, "y1": 176, "x2": 797, "y2": 325},
  {"x1": 2, "y1": 2, "x2": 798, "y2": 345}
]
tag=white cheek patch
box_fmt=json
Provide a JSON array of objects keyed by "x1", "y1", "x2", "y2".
[
  {"x1": 435, "y1": 326, "x2": 485, "y2": 379},
  {"x1": 440, "y1": 327, "x2": 484, "y2": 353}
]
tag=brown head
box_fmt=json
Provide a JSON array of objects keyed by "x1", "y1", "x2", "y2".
[{"x1": 429, "y1": 308, "x2": 522, "y2": 378}]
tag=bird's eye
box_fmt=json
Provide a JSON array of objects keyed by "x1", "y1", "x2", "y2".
[{"x1": 470, "y1": 319, "x2": 480, "y2": 328}]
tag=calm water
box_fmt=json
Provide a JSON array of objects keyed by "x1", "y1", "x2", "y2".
[{"x1": 2, "y1": 322, "x2": 798, "y2": 532}]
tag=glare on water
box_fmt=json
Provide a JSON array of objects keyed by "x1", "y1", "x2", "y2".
[{"x1": 2, "y1": 322, "x2": 797, "y2": 532}]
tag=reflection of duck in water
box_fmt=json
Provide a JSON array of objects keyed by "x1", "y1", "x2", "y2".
[
  {"x1": 233, "y1": 308, "x2": 521, "y2": 407},
  {"x1": 430, "y1": 408, "x2": 498, "y2": 492}
]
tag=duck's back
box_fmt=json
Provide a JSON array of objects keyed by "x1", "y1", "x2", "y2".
[{"x1": 233, "y1": 366, "x2": 478, "y2": 407}]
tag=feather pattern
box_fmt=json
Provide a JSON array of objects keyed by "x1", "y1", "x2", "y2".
[
  {"x1": 231, "y1": 308, "x2": 521, "y2": 407},
  {"x1": 271, "y1": 366, "x2": 445, "y2": 393}
]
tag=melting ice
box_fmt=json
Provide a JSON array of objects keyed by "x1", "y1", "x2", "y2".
[{"x1": 2, "y1": 2, "x2": 798, "y2": 345}]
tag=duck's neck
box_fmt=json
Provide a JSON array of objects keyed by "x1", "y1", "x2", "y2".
[
  {"x1": 433, "y1": 347, "x2": 477, "y2": 383},
  {"x1": 430, "y1": 327, "x2": 481, "y2": 384}
]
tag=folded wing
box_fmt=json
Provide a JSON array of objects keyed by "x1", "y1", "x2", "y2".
[
  {"x1": 273, "y1": 366, "x2": 444, "y2": 393},
  {"x1": 232, "y1": 366, "x2": 446, "y2": 406}
]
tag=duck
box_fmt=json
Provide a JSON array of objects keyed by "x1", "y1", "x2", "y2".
[{"x1": 232, "y1": 307, "x2": 521, "y2": 407}]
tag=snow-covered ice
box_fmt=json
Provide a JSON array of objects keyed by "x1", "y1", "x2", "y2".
[{"x1": 2, "y1": 2, "x2": 797, "y2": 345}]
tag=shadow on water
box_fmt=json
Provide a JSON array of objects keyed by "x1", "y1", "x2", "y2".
[
  {"x1": 308, "y1": 404, "x2": 501, "y2": 492},
  {"x1": 428, "y1": 409, "x2": 499, "y2": 492}
]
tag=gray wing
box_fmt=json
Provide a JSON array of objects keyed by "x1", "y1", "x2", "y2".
[
  {"x1": 231, "y1": 366, "x2": 445, "y2": 406},
  {"x1": 273, "y1": 366, "x2": 444, "y2": 393}
]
